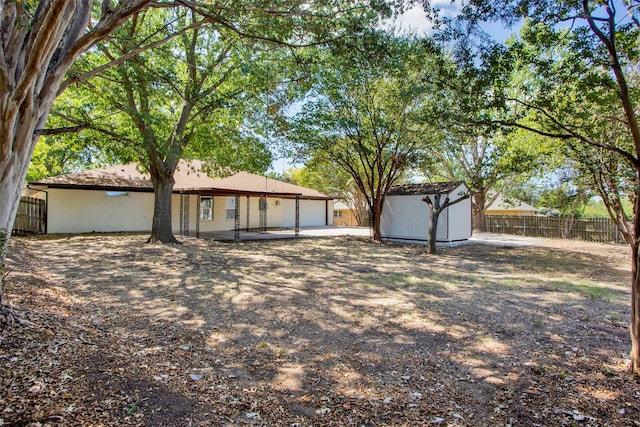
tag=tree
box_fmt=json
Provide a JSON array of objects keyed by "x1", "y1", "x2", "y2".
[
  {"x1": 293, "y1": 158, "x2": 369, "y2": 225},
  {"x1": 430, "y1": 128, "x2": 546, "y2": 231},
  {"x1": 0, "y1": 0, "x2": 159, "y2": 322},
  {"x1": 423, "y1": 42, "x2": 553, "y2": 232},
  {"x1": 27, "y1": 135, "x2": 109, "y2": 182},
  {"x1": 54, "y1": 7, "x2": 273, "y2": 243},
  {"x1": 507, "y1": 166, "x2": 591, "y2": 237},
  {"x1": 439, "y1": 0, "x2": 640, "y2": 373},
  {"x1": 288, "y1": 35, "x2": 441, "y2": 240},
  {"x1": 0, "y1": 0, "x2": 394, "y2": 320},
  {"x1": 421, "y1": 185, "x2": 470, "y2": 254},
  {"x1": 48, "y1": 1, "x2": 392, "y2": 244}
]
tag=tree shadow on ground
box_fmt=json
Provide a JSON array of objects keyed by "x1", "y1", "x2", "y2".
[{"x1": 2, "y1": 234, "x2": 637, "y2": 426}]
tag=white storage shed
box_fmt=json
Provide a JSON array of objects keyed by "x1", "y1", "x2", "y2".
[{"x1": 380, "y1": 181, "x2": 472, "y2": 245}]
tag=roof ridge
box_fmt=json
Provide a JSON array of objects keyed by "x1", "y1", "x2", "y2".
[{"x1": 388, "y1": 181, "x2": 466, "y2": 196}]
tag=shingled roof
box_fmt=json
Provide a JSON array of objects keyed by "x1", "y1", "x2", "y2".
[
  {"x1": 32, "y1": 163, "x2": 152, "y2": 189},
  {"x1": 32, "y1": 160, "x2": 330, "y2": 199},
  {"x1": 387, "y1": 181, "x2": 466, "y2": 196}
]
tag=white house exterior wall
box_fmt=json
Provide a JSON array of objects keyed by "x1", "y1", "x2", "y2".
[
  {"x1": 196, "y1": 195, "x2": 229, "y2": 232},
  {"x1": 281, "y1": 198, "x2": 296, "y2": 228},
  {"x1": 195, "y1": 196, "x2": 284, "y2": 232},
  {"x1": 281, "y1": 199, "x2": 332, "y2": 227},
  {"x1": 47, "y1": 188, "x2": 154, "y2": 233},
  {"x1": 45, "y1": 189, "x2": 332, "y2": 235},
  {"x1": 299, "y1": 200, "x2": 327, "y2": 227},
  {"x1": 267, "y1": 198, "x2": 283, "y2": 228},
  {"x1": 245, "y1": 196, "x2": 260, "y2": 230}
]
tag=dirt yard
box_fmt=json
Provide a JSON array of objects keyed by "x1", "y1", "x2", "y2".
[{"x1": 1, "y1": 234, "x2": 638, "y2": 426}]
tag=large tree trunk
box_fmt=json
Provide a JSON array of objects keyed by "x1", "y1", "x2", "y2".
[
  {"x1": 372, "y1": 199, "x2": 383, "y2": 241},
  {"x1": 631, "y1": 186, "x2": 640, "y2": 374},
  {"x1": 0, "y1": 0, "x2": 154, "y2": 323},
  {"x1": 472, "y1": 192, "x2": 487, "y2": 232},
  {"x1": 0, "y1": 137, "x2": 40, "y2": 325},
  {"x1": 0, "y1": 89, "x2": 48, "y2": 314},
  {"x1": 148, "y1": 166, "x2": 179, "y2": 244},
  {"x1": 427, "y1": 209, "x2": 440, "y2": 255},
  {"x1": 0, "y1": 137, "x2": 39, "y2": 288},
  {"x1": 632, "y1": 242, "x2": 640, "y2": 374}
]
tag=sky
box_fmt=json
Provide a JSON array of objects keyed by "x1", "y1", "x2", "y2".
[
  {"x1": 268, "y1": 0, "x2": 627, "y2": 175},
  {"x1": 268, "y1": 1, "x2": 520, "y2": 175},
  {"x1": 390, "y1": 2, "x2": 520, "y2": 42}
]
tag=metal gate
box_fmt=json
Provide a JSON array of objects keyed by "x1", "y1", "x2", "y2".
[{"x1": 14, "y1": 196, "x2": 46, "y2": 235}]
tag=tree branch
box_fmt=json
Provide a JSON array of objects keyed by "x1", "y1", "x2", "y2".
[
  {"x1": 59, "y1": 19, "x2": 206, "y2": 95},
  {"x1": 35, "y1": 125, "x2": 89, "y2": 136}
]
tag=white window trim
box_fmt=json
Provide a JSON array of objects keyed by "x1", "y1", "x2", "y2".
[
  {"x1": 225, "y1": 197, "x2": 236, "y2": 221},
  {"x1": 200, "y1": 196, "x2": 213, "y2": 221}
]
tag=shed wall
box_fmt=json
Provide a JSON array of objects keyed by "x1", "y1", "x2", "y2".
[
  {"x1": 443, "y1": 184, "x2": 472, "y2": 241},
  {"x1": 380, "y1": 185, "x2": 472, "y2": 244},
  {"x1": 380, "y1": 195, "x2": 429, "y2": 241}
]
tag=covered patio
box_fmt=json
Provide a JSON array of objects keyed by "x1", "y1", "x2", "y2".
[{"x1": 197, "y1": 225, "x2": 372, "y2": 241}]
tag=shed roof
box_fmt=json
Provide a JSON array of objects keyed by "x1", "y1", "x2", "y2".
[
  {"x1": 387, "y1": 181, "x2": 466, "y2": 196},
  {"x1": 32, "y1": 160, "x2": 330, "y2": 199}
]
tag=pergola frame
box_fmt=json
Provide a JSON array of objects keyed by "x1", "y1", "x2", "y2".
[{"x1": 178, "y1": 189, "x2": 321, "y2": 241}]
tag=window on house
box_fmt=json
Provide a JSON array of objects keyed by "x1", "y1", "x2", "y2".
[
  {"x1": 106, "y1": 191, "x2": 129, "y2": 197},
  {"x1": 225, "y1": 197, "x2": 236, "y2": 220},
  {"x1": 334, "y1": 211, "x2": 343, "y2": 218},
  {"x1": 200, "y1": 197, "x2": 213, "y2": 221}
]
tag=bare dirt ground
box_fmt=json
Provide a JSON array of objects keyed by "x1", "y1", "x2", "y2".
[{"x1": 1, "y1": 234, "x2": 639, "y2": 426}]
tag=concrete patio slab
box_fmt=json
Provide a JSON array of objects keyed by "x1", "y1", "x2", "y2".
[{"x1": 200, "y1": 226, "x2": 545, "y2": 248}]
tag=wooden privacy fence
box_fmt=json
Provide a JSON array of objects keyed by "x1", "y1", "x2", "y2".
[
  {"x1": 485, "y1": 215, "x2": 624, "y2": 243},
  {"x1": 13, "y1": 196, "x2": 46, "y2": 235}
]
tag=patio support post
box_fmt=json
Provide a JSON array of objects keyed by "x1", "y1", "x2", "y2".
[
  {"x1": 325, "y1": 200, "x2": 328, "y2": 226},
  {"x1": 179, "y1": 194, "x2": 184, "y2": 236},
  {"x1": 246, "y1": 195, "x2": 250, "y2": 231},
  {"x1": 259, "y1": 196, "x2": 267, "y2": 233},
  {"x1": 196, "y1": 194, "x2": 201, "y2": 239},
  {"x1": 234, "y1": 193, "x2": 240, "y2": 241},
  {"x1": 180, "y1": 194, "x2": 190, "y2": 237},
  {"x1": 295, "y1": 195, "x2": 300, "y2": 237}
]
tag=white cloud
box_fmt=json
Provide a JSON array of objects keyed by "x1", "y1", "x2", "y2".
[
  {"x1": 431, "y1": 0, "x2": 464, "y2": 18},
  {"x1": 391, "y1": 2, "x2": 464, "y2": 36}
]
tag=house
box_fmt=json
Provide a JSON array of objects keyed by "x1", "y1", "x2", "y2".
[
  {"x1": 27, "y1": 160, "x2": 333, "y2": 236},
  {"x1": 380, "y1": 181, "x2": 472, "y2": 245},
  {"x1": 333, "y1": 201, "x2": 360, "y2": 226},
  {"x1": 485, "y1": 193, "x2": 537, "y2": 216}
]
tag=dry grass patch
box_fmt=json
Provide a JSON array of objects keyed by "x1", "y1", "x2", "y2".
[{"x1": 1, "y1": 234, "x2": 638, "y2": 426}]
